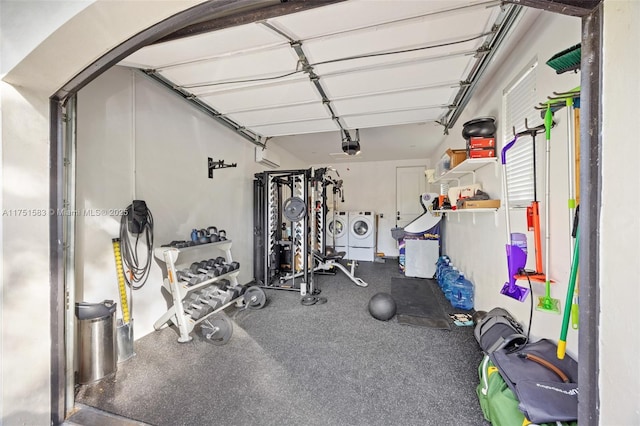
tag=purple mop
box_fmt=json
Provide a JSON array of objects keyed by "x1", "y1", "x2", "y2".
[{"x1": 500, "y1": 136, "x2": 530, "y2": 302}]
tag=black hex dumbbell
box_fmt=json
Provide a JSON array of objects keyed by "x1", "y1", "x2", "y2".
[
  {"x1": 177, "y1": 269, "x2": 206, "y2": 286},
  {"x1": 183, "y1": 297, "x2": 213, "y2": 320},
  {"x1": 215, "y1": 257, "x2": 240, "y2": 272},
  {"x1": 209, "y1": 258, "x2": 232, "y2": 274},
  {"x1": 189, "y1": 261, "x2": 216, "y2": 278},
  {"x1": 232, "y1": 283, "x2": 248, "y2": 297},
  {"x1": 217, "y1": 280, "x2": 241, "y2": 299},
  {"x1": 198, "y1": 287, "x2": 224, "y2": 311},
  {"x1": 194, "y1": 260, "x2": 226, "y2": 278},
  {"x1": 196, "y1": 259, "x2": 224, "y2": 277}
]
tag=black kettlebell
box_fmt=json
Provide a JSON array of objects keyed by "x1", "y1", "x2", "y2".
[
  {"x1": 218, "y1": 230, "x2": 227, "y2": 241},
  {"x1": 198, "y1": 229, "x2": 210, "y2": 244}
]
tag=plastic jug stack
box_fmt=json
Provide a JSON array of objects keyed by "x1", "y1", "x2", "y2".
[
  {"x1": 450, "y1": 273, "x2": 474, "y2": 310},
  {"x1": 443, "y1": 266, "x2": 460, "y2": 300}
]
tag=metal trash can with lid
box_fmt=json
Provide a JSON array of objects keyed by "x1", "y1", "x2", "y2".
[{"x1": 76, "y1": 300, "x2": 117, "y2": 384}]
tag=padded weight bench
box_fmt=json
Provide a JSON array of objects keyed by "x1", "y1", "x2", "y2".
[{"x1": 312, "y1": 249, "x2": 368, "y2": 287}]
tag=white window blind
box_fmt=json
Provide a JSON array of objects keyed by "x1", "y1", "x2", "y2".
[{"x1": 502, "y1": 60, "x2": 541, "y2": 207}]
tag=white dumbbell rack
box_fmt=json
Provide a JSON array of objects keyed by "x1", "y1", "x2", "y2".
[{"x1": 153, "y1": 240, "x2": 243, "y2": 342}]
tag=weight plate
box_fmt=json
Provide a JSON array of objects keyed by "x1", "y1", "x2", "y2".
[
  {"x1": 243, "y1": 286, "x2": 266, "y2": 309},
  {"x1": 300, "y1": 295, "x2": 317, "y2": 306},
  {"x1": 200, "y1": 313, "x2": 233, "y2": 345},
  {"x1": 283, "y1": 197, "x2": 306, "y2": 222}
]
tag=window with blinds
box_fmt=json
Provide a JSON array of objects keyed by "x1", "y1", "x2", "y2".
[{"x1": 502, "y1": 60, "x2": 541, "y2": 207}]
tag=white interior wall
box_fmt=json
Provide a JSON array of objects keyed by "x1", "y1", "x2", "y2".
[
  {"x1": 76, "y1": 65, "x2": 305, "y2": 339},
  {"x1": 600, "y1": 1, "x2": 640, "y2": 423},
  {"x1": 310, "y1": 158, "x2": 428, "y2": 257},
  {"x1": 1, "y1": 81, "x2": 52, "y2": 425},
  {"x1": 428, "y1": 11, "x2": 581, "y2": 356},
  {"x1": 1, "y1": 2, "x2": 202, "y2": 423},
  {"x1": 0, "y1": 0, "x2": 95, "y2": 76}
]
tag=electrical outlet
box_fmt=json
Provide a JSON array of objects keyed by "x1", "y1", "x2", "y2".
[{"x1": 380, "y1": 213, "x2": 384, "y2": 218}]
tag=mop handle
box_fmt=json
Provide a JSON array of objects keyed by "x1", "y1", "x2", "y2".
[
  {"x1": 501, "y1": 136, "x2": 518, "y2": 165},
  {"x1": 501, "y1": 136, "x2": 518, "y2": 242},
  {"x1": 544, "y1": 106, "x2": 553, "y2": 288}
]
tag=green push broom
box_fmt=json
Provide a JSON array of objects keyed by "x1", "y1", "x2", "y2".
[
  {"x1": 546, "y1": 43, "x2": 581, "y2": 74},
  {"x1": 537, "y1": 105, "x2": 561, "y2": 314}
]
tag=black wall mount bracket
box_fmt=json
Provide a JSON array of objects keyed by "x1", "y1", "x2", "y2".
[{"x1": 208, "y1": 157, "x2": 237, "y2": 178}]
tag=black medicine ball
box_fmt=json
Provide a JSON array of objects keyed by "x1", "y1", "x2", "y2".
[{"x1": 368, "y1": 292, "x2": 397, "y2": 321}]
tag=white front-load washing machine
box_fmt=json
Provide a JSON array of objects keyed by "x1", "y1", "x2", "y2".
[
  {"x1": 326, "y1": 210, "x2": 349, "y2": 257},
  {"x1": 348, "y1": 211, "x2": 376, "y2": 261}
]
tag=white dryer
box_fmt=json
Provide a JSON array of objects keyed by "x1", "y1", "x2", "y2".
[
  {"x1": 326, "y1": 210, "x2": 349, "y2": 257},
  {"x1": 348, "y1": 211, "x2": 376, "y2": 262}
]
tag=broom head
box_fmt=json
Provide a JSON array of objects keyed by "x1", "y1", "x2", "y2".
[{"x1": 546, "y1": 43, "x2": 581, "y2": 75}]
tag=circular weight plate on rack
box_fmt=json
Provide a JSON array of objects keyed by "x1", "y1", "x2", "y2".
[
  {"x1": 199, "y1": 313, "x2": 233, "y2": 345},
  {"x1": 283, "y1": 197, "x2": 306, "y2": 222},
  {"x1": 243, "y1": 286, "x2": 267, "y2": 310}
]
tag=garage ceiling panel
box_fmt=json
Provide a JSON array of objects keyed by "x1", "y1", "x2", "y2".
[
  {"x1": 311, "y1": 40, "x2": 480, "y2": 76},
  {"x1": 226, "y1": 103, "x2": 330, "y2": 127},
  {"x1": 251, "y1": 119, "x2": 339, "y2": 137},
  {"x1": 321, "y1": 55, "x2": 470, "y2": 98},
  {"x1": 343, "y1": 108, "x2": 444, "y2": 129},
  {"x1": 158, "y1": 46, "x2": 299, "y2": 88},
  {"x1": 197, "y1": 79, "x2": 320, "y2": 113},
  {"x1": 120, "y1": 23, "x2": 287, "y2": 69},
  {"x1": 269, "y1": 0, "x2": 491, "y2": 40},
  {"x1": 332, "y1": 86, "x2": 456, "y2": 116},
  {"x1": 302, "y1": 5, "x2": 495, "y2": 70}
]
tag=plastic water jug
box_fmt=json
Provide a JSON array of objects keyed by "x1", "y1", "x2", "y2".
[
  {"x1": 435, "y1": 256, "x2": 449, "y2": 285},
  {"x1": 437, "y1": 259, "x2": 451, "y2": 288},
  {"x1": 443, "y1": 266, "x2": 460, "y2": 300},
  {"x1": 450, "y1": 273, "x2": 474, "y2": 310}
]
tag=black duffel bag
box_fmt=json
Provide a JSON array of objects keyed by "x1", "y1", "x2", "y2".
[{"x1": 474, "y1": 307, "x2": 527, "y2": 354}]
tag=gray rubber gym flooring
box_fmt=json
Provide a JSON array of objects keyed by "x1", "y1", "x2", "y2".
[{"x1": 75, "y1": 260, "x2": 489, "y2": 426}]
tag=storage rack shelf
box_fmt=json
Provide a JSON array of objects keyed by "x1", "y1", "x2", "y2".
[
  {"x1": 431, "y1": 157, "x2": 498, "y2": 185},
  {"x1": 430, "y1": 157, "x2": 500, "y2": 224},
  {"x1": 435, "y1": 208, "x2": 499, "y2": 213},
  {"x1": 436, "y1": 207, "x2": 500, "y2": 225},
  {"x1": 153, "y1": 239, "x2": 243, "y2": 342}
]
